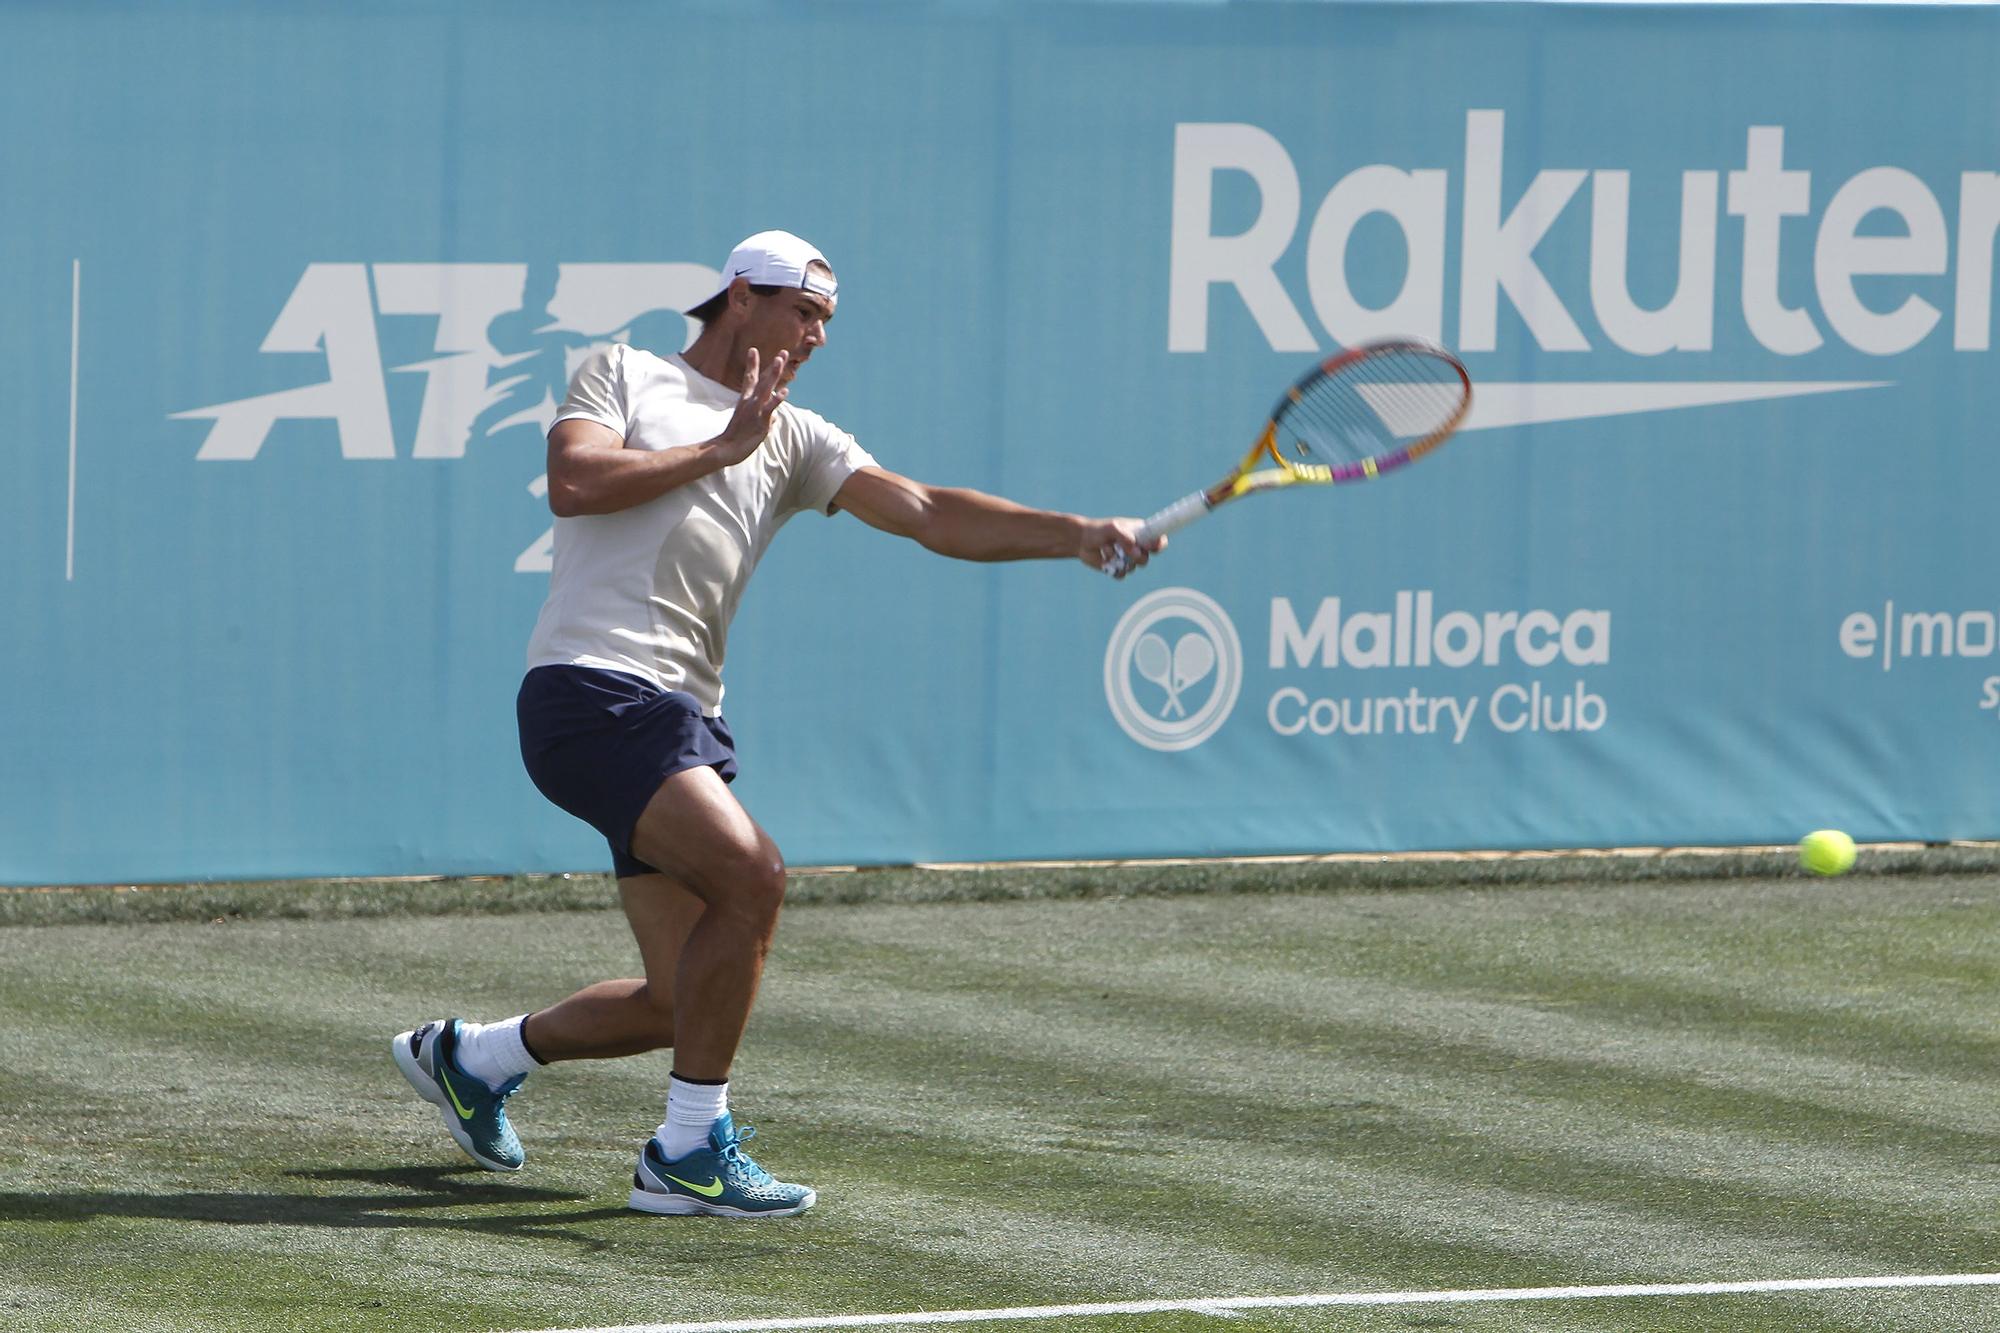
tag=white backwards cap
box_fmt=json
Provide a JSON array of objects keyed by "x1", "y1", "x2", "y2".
[{"x1": 699, "y1": 230, "x2": 837, "y2": 306}]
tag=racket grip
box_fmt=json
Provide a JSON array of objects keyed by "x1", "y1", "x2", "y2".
[
  {"x1": 1100, "y1": 491, "x2": 1212, "y2": 577},
  {"x1": 1139, "y1": 491, "x2": 1214, "y2": 540}
]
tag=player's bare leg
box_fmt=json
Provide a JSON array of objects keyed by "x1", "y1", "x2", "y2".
[
  {"x1": 394, "y1": 883, "x2": 693, "y2": 1175},
  {"x1": 621, "y1": 765, "x2": 814, "y2": 1216},
  {"x1": 625, "y1": 765, "x2": 788, "y2": 1080},
  {"x1": 517, "y1": 874, "x2": 704, "y2": 1061}
]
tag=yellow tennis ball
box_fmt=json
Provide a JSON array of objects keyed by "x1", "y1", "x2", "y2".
[{"x1": 1798, "y1": 829, "x2": 1856, "y2": 876}]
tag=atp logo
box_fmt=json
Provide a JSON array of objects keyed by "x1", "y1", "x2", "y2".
[
  {"x1": 172, "y1": 261, "x2": 718, "y2": 573},
  {"x1": 174, "y1": 262, "x2": 718, "y2": 462},
  {"x1": 1104, "y1": 587, "x2": 1243, "y2": 751}
]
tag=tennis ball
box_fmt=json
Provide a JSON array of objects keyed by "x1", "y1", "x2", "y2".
[{"x1": 1798, "y1": 829, "x2": 1856, "y2": 876}]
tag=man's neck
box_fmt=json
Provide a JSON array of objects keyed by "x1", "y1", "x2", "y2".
[{"x1": 680, "y1": 330, "x2": 742, "y2": 390}]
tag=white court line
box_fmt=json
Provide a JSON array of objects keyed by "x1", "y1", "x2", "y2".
[
  {"x1": 517, "y1": 1272, "x2": 2000, "y2": 1333},
  {"x1": 66, "y1": 258, "x2": 80, "y2": 581}
]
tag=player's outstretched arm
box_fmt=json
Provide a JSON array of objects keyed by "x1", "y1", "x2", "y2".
[
  {"x1": 833, "y1": 466, "x2": 1163, "y2": 578},
  {"x1": 547, "y1": 349, "x2": 791, "y2": 517}
]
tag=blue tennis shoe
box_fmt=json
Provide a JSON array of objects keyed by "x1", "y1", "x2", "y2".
[
  {"x1": 392, "y1": 1018, "x2": 525, "y2": 1172},
  {"x1": 629, "y1": 1113, "x2": 816, "y2": 1218}
]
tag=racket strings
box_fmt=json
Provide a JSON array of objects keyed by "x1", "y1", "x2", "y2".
[{"x1": 1279, "y1": 349, "x2": 1467, "y2": 472}]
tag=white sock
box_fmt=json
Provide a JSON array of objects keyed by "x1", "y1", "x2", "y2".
[
  {"x1": 453, "y1": 1015, "x2": 541, "y2": 1092},
  {"x1": 656, "y1": 1075, "x2": 728, "y2": 1160}
]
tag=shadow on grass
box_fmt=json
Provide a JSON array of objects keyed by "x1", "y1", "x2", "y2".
[{"x1": 0, "y1": 1165, "x2": 635, "y2": 1251}]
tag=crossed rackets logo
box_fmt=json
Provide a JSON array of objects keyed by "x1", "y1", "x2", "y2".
[
  {"x1": 1132, "y1": 630, "x2": 1216, "y2": 718},
  {"x1": 1104, "y1": 588, "x2": 1243, "y2": 751}
]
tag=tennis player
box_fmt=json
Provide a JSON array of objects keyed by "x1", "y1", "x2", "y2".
[{"x1": 393, "y1": 230, "x2": 1159, "y2": 1218}]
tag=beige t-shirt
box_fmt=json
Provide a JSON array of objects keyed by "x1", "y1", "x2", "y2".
[{"x1": 525, "y1": 344, "x2": 877, "y2": 714}]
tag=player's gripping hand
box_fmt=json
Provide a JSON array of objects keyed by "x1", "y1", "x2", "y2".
[
  {"x1": 713, "y1": 348, "x2": 791, "y2": 465},
  {"x1": 1082, "y1": 518, "x2": 1163, "y2": 579}
]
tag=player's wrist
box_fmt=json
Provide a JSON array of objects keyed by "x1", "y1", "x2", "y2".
[{"x1": 696, "y1": 434, "x2": 751, "y2": 470}]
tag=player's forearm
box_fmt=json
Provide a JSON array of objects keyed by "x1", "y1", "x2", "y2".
[
  {"x1": 548, "y1": 439, "x2": 736, "y2": 517},
  {"x1": 917, "y1": 487, "x2": 1088, "y2": 562}
]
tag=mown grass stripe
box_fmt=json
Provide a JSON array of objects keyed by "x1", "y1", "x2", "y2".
[
  {"x1": 516, "y1": 1272, "x2": 2000, "y2": 1333},
  {"x1": 3, "y1": 872, "x2": 1994, "y2": 1332},
  {"x1": 763, "y1": 896, "x2": 1997, "y2": 1167},
  {"x1": 7, "y1": 845, "x2": 1999, "y2": 928}
]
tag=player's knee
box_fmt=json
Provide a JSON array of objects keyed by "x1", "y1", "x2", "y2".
[
  {"x1": 712, "y1": 845, "x2": 786, "y2": 930},
  {"x1": 740, "y1": 849, "x2": 788, "y2": 923}
]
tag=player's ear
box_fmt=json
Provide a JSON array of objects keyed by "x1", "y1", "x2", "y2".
[{"x1": 726, "y1": 276, "x2": 756, "y2": 315}]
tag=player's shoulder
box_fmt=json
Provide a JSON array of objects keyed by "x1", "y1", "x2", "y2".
[
  {"x1": 576, "y1": 340, "x2": 677, "y2": 369},
  {"x1": 775, "y1": 398, "x2": 830, "y2": 430},
  {"x1": 774, "y1": 399, "x2": 854, "y2": 448},
  {"x1": 564, "y1": 340, "x2": 623, "y2": 389},
  {"x1": 587, "y1": 341, "x2": 657, "y2": 371},
  {"x1": 594, "y1": 342, "x2": 699, "y2": 390}
]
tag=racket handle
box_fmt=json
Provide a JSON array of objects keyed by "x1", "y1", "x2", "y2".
[
  {"x1": 1139, "y1": 491, "x2": 1214, "y2": 540},
  {"x1": 1100, "y1": 491, "x2": 1212, "y2": 577}
]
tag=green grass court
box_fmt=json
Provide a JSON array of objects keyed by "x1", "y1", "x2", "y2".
[{"x1": 1, "y1": 852, "x2": 1996, "y2": 1332}]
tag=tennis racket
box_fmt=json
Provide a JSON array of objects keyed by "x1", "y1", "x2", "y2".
[{"x1": 1102, "y1": 339, "x2": 1472, "y2": 576}]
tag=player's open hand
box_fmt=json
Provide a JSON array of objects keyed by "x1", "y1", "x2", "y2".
[
  {"x1": 714, "y1": 347, "x2": 790, "y2": 464},
  {"x1": 1083, "y1": 519, "x2": 1163, "y2": 579}
]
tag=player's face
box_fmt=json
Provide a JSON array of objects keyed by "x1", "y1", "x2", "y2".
[{"x1": 743, "y1": 287, "x2": 835, "y2": 385}]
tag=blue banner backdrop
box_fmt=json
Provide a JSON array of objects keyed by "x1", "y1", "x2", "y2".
[{"x1": 5, "y1": 2, "x2": 1997, "y2": 884}]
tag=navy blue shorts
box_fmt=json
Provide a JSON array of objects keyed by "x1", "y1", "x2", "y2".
[{"x1": 516, "y1": 665, "x2": 738, "y2": 878}]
